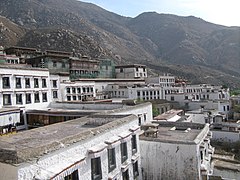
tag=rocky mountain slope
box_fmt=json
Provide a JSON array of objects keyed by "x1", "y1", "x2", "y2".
[{"x1": 0, "y1": 0, "x2": 239, "y2": 87}]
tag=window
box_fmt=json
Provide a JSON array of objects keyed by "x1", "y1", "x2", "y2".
[
  {"x1": 2, "y1": 77, "x2": 10, "y2": 88},
  {"x1": 25, "y1": 78, "x2": 30, "y2": 88},
  {"x1": 42, "y1": 79, "x2": 47, "y2": 88},
  {"x1": 64, "y1": 170, "x2": 79, "y2": 180},
  {"x1": 131, "y1": 135, "x2": 137, "y2": 155},
  {"x1": 16, "y1": 77, "x2": 21, "y2": 88},
  {"x1": 77, "y1": 88, "x2": 81, "y2": 93},
  {"x1": 53, "y1": 61, "x2": 57, "y2": 67},
  {"x1": 91, "y1": 157, "x2": 102, "y2": 180},
  {"x1": 53, "y1": 80, "x2": 57, "y2": 88},
  {"x1": 66, "y1": 87, "x2": 71, "y2": 93},
  {"x1": 120, "y1": 68, "x2": 123, "y2": 73},
  {"x1": 53, "y1": 91, "x2": 58, "y2": 99},
  {"x1": 137, "y1": 91, "x2": 140, "y2": 97},
  {"x1": 3, "y1": 94, "x2": 11, "y2": 105},
  {"x1": 34, "y1": 93, "x2": 40, "y2": 103},
  {"x1": 72, "y1": 88, "x2": 76, "y2": 94},
  {"x1": 26, "y1": 93, "x2": 31, "y2": 104},
  {"x1": 144, "y1": 114, "x2": 147, "y2": 122},
  {"x1": 133, "y1": 161, "x2": 139, "y2": 179},
  {"x1": 42, "y1": 92, "x2": 47, "y2": 102},
  {"x1": 67, "y1": 96, "x2": 71, "y2": 101},
  {"x1": 73, "y1": 96, "x2": 77, "y2": 100},
  {"x1": 16, "y1": 94, "x2": 23, "y2": 104},
  {"x1": 62, "y1": 62, "x2": 66, "y2": 68},
  {"x1": 34, "y1": 78, "x2": 39, "y2": 88},
  {"x1": 170, "y1": 96, "x2": 174, "y2": 101},
  {"x1": 122, "y1": 169, "x2": 129, "y2": 180},
  {"x1": 185, "y1": 96, "x2": 188, "y2": 100},
  {"x1": 136, "y1": 67, "x2": 138, "y2": 71},
  {"x1": 108, "y1": 148, "x2": 116, "y2": 172},
  {"x1": 121, "y1": 142, "x2": 128, "y2": 163},
  {"x1": 227, "y1": 105, "x2": 230, "y2": 111}
]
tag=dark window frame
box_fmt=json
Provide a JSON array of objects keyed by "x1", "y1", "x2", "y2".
[
  {"x1": 133, "y1": 161, "x2": 139, "y2": 179},
  {"x1": 108, "y1": 148, "x2": 116, "y2": 173},
  {"x1": 25, "y1": 78, "x2": 30, "y2": 88},
  {"x1": 34, "y1": 78, "x2": 39, "y2": 88},
  {"x1": 53, "y1": 80, "x2": 57, "y2": 88},
  {"x1": 122, "y1": 169, "x2": 129, "y2": 180},
  {"x1": 121, "y1": 142, "x2": 128, "y2": 163},
  {"x1": 16, "y1": 77, "x2": 21, "y2": 88},
  {"x1": 91, "y1": 157, "x2": 102, "y2": 180},
  {"x1": 3, "y1": 94, "x2": 11, "y2": 105},
  {"x1": 16, "y1": 94, "x2": 23, "y2": 104},
  {"x1": 34, "y1": 93, "x2": 40, "y2": 103},
  {"x1": 26, "y1": 93, "x2": 32, "y2": 104},
  {"x1": 42, "y1": 79, "x2": 47, "y2": 88},
  {"x1": 53, "y1": 91, "x2": 58, "y2": 99},
  {"x1": 131, "y1": 135, "x2": 137, "y2": 155},
  {"x1": 42, "y1": 92, "x2": 48, "y2": 102},
  {"x1": 2, "y1": 77, "x2": 10, "y2": 89}
]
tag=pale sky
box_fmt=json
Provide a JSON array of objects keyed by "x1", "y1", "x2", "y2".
[{"x1": 80, "y1": 0, "x2": 240, "y2": 26}]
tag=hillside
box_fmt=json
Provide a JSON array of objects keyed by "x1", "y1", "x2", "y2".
[
  {"x1": 0, "y1": 16, "x2": 26, "y2": 46},
  {"x1": 0, "y1": 0, "x2": 239, "y2": 87}
]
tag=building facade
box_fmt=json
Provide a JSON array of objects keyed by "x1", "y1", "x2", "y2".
[
  {"x1": 115, "y1": 64, "x2": 147, "y2": 79},
  {"x1": 146, "y1": 74, "x2": 175, "y2": 87},
  {"x1": 0, "y1": 111, "x2": 144, "y2": 180},
  {"x1": 140, "y1": 122, "x2": 214, "y2": 180},
  {"x1": 69, "y1": 56, "x2": 100, "y2": 79}
]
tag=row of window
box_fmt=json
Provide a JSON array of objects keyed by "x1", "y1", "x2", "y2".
[
  {"x1": 64, "y1": 135, "x2": 138, "y2": 180},
  {"x1": 70, "y1": 70, "x2": 99, "y2": 75},
  {"x1": 137, "y1": 90, "x2": 161, "y2": 97},
  {"x1": 66, "y1": 95, "x2": 93, "y2": 101},
  {"x1": 1, "y1": 77, "x2": 56, "y2": 89},
  {"x1": 159, "y1": 78, "x2": 175, "y2": 82},
  {"x1": 2, "y1": 93, "x2": 48, "y2": 105},
  {"x1": 91, "y1": 135, "x2": 138, "y2": 180},
  {"x1": 185, "y1": 89, "x2": 203, "y2": 93},
  {"x1": 66, "y1": 87, "x2": 94, "y2": 94}
]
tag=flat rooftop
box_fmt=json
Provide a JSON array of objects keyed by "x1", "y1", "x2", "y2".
[
  {"x1": 140, "y1": 121, "x2": 208, "y2": 144},
  {"x1": 154, "y1": 109, "x2": 183, "y2": 121},
  {"x1": 0, "y1": 114, "x2": 135, "y2": 165}
]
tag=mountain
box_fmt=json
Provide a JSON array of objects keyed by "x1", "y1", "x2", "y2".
[
  {"x1": 0, "y1": 15, "x2": 25, "y2": 46},
  {"x1": 0, "y1": 0, "x2": 240, "y2": 88}
]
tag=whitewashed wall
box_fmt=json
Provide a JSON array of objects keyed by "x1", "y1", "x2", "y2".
[
  {"x1": 0, "y1": 162, "x2": 18, "y2": 180},
  {"x1": 17, "y1": 117, "x2": 142, "y2": 180},
  {"x1": 140, "y1": 140, "x2": 199, "y2": 180},
  {"x1": 212, "y1": 130, "x2": 240, "y2": 142},
  {"x1": 0, "y1": 111, "x2": 20, "y2": 126}
]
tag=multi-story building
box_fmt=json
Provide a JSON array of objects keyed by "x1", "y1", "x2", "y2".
[
  {"x1": 140, "y1": 121, "x2": 214, "y2": 180},
  {"x1": 0, "y1": 64, "x2": 51, "y2": 109},
  {"x1": 25, "y1": 52, "x2": 71, "y2": 75},
  {"x1": 0, "y1": 64, "x2": 52, "y2": 130},
  {"x1": 107, "y1": 84, "x2": 165, "y2": 101},
  {"x1": 146, "y1": 74, "x2": 175, "y2": 87},
  {"x1": 0, "y1": 46, "x2": 20, "y2": 64},
  {"x1": 69, "y1": 56, "x2": 100, "y2": 79},
  {"x1": 4, "y1": 46, "x2": 42, "y2": 63},
  {"x1": 165, "y1": 84, "x2": 230, "y2": 114},
  {"x1": 0, "y1": 102, "x2": 152, "y2": 180},
  {"x1": 60, "y1": 80, "x2": 95, "y2": 102},
  {"x1": 115, "y1": 64, "x2": 147, "y2": 79},
  {"x1": 98, "y1": 58, "x2": 116, "y2": 78}
]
